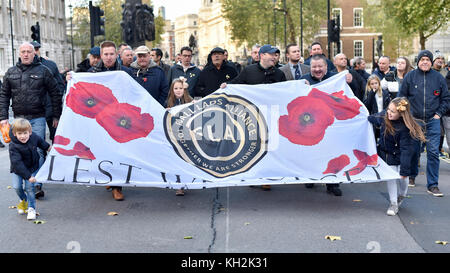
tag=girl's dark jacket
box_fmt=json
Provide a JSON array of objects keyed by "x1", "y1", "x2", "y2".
[
  {"x1": 368, "y1": 112, "x2": 419, "y2": 177},
  {"x1": 9, "y1": 128, "x2": 50, "y2": 180},
  {"x1": 363, "y1": 88, "x2": 391, "y2": 115}
]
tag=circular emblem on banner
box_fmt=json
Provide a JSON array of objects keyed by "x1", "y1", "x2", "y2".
[{"x1": 164, "y1": 93, "x2": 268, "y2": 178}]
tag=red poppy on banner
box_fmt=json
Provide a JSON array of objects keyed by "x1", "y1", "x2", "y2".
[
  {"x1": 54, "y1": 141, "x2": 96, "y2": 160},
  {"x1": 66, "y1": 82, "x2": 118, "y2": 118},
  {"x1": 345, "y1": 149, "x2": 378, "y2": 176},
  {"x1": 323, "y1": 155, "x2": 351, "y2": 174},
  {"x1": 308, "y1": 88, "x2": 361, "y2": 120},
  {"x1": 279, "y1": 96, "x2": 335, "y2": 146},
  {"x1": 96, "y1": 103, "x2": 154, "y2": 143},
  {"x1": 53, "y1": 135, "x2": 71, "y2": 146}
]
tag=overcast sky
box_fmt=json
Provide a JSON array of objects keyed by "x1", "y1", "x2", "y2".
[{"x1": 152, "y1": 0, "x2": 201, "y2": 20}]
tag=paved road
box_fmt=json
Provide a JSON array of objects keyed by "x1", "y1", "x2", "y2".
[{"x1": 0, "y1": 139, "x2": 449, "y2": 254}]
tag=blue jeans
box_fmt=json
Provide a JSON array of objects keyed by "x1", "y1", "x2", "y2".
[
  {"x1": 12, "y1": 172, "x2": 37, "y2": 209},
  {"x1": 412, "y1": 118, "x2": 441, "y2": 188},
  {"x1": 29, "y1": 117, "x2": 46, "y2": 189}
]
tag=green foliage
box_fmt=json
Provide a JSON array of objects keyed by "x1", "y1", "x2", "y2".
[
  {"x1": 364, "y1": 0, "x2": 450, "y2": 51},
  {"x1": 221, "y1": 0, "x2": 330, "y2": 49},
  {"x1": 154, "y1": 15, "x2": 166, "y2": 46}
]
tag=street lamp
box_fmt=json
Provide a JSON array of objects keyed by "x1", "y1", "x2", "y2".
[
  {"x1": 9, "y1": 0, "x2": 15, "y2": 66},
  {"x1": 273, "y1": 0, "x2": 287, "y2": 49},
  {"x1": 300, "y1": 0, "x2": 303, "y2": 57},
  {"x1": 69, "y1": 3, "x2": 74, "y2": 70},
  {"x1": 273, "y1": 0, "x2": 276, "y2": 46}
]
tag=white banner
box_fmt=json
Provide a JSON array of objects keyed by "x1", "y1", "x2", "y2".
[{"x1": 36, "y1": 71, "x2": 399, "y2": 189}]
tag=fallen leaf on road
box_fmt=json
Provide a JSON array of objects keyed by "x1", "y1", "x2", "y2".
[
  {"x1": 406, "y1": 195, "x2": 412, "y2": 199},
  {"x1": 8, "y1": 206, "x2": 17, "y2": 209},
  {"x1": 107, "y1": 212, "x2": 119, "y2": 216},
  {"x1": 33, "y1": 220, "x2": 46, "y2": 224},
  {"x1": 7, "y1": 186, "x2": 12, "y2": 189},
  {"x1": 184, "y1": 236, "x2": 193, "y2": 239},
  {"x1": 435, "y1": 241, "x2": 448, "y2": 246},
  {"x1": 325, "y1": 235, "x2": 342, "y2": 241},
  {"x1": 352, "y1": 199, "x2": 362, "y2": 202},
  {"x1": 244, "y1": 222, "x2": 250, "y2": 226}
]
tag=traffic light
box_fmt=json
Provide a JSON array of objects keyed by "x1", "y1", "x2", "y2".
[
  {"x1": 328, "y1": 17, "x2": 340, "y2": 43},
  {"x1": 89, "y1": 1, "x2": 105, "y2": 37},
  {"x1": 31, "y1": 22, "x2": 41, "y2": 44}
]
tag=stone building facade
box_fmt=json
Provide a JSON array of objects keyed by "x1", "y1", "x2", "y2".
[{"x1": 0, "y1": 0, "x2": 77, "y2": 79}]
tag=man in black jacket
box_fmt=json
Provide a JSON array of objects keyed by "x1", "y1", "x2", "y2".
[
  {"x1": 90, "y1": 41, "x2": 131, "y2": 200},
  {"x1": 225, "y1": 44, "x2": 286, "y2": 86},
  {"x1": 195, "y1": 47, "x2": 238, "y2": 98},
  {"x1": 31, "y1": 41, "x2": 65, "y2": 144},
  {"x1": 220, "y1": 44, "x2": 286, "y2": 191},
  {"x1": 76, "y1": 47, "x2": 101, "y2": 72},
  {"x1": 0, "y1": 42, "x2": 63, "y2": 198},
  {"x1": 333, "y1": 53, "x2": 365, "y2": 101}
]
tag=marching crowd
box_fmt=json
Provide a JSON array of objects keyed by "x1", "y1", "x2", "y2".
[{"x1": 0, "y1": 38, "x2": 449, "y2": 220}]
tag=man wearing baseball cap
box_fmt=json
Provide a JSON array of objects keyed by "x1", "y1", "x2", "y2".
[
  {"x1": 129, "y1": 45, "x2": 169, "y2": 106},
  {"x1": 220, "y1": 44, "x2": 286, "y2": 191},
  {"x1": 399, "y1": 50, "x2": 449, "y2": 196},
  {"x1": 76, "y1": 46, "x2": 101, "y2": 72},
  {"x1": 224, "y1": 44, "x2": 286, "y2": 85}
]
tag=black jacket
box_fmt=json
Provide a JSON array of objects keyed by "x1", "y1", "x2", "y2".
[
  {"x1": 0, "y1": 56, "x2": 62, "y2": 121},
  {"x1": 368, "y1": 112, "x2": 419, "y2": 176},
  {"x1": 229, "y1": 63, "x2": 286, "y2": 85},
  {"x1": 300, "y1": 71, "x2": 337, "y2": 85},
  {"x1": 88, "y1": 60, "x2": 133, "y2": 75},
  {"x1": 40, "y1": 57, "x2": 65, "y2": 120},
  {"x1": 195, "y1": 62, "x2": 238, "y2": 97},
  {"x1": 363, "y1": 88, "x2": 391, "y2": 115},
  {"x1": 446, "y1": 70, "x2": 450, "y2": 116},
  {"x1": 332, "y1": 68, "x2": 365, "y2": 101},
  {"x1": 76, "y1": 58, "x2": 92, "y2": 72},
  {"x1": 9, "y1": 128, "x2": 50, "y2": 180}
]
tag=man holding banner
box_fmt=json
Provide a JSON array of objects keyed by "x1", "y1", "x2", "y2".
[
  {"x1": 301, "y1": 54, "x2": 353, "y2": 196},
  {"x1": 221, "y1": 44, "x2": 286, "y2": 190}
]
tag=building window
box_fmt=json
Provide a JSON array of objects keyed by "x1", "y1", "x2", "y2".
[
  {"x1": 354, "y1": 40, "x2": 363, "y2": 58},
  {"x1": 354, "y1": 8, "x2": 363, "y2": 27},
  {"x1": 332, "y1": 8, "x2": 342, "y2": 28}
]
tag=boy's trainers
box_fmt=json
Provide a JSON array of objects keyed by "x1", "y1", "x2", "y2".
[
  {"x1": 17, "y1": 200, "x2": 28, "y2": 215},
  {"x1": 387, "y1": 203, "x2": 398, "y2": 216},
  {"x1": 427, "y1": 187, "x2": 443, "y2": 197},
  {"x1": 27, "y1": 207, "x2": 36, "y2": 220}
]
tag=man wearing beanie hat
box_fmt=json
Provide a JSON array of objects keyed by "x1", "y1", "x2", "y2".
[
  {"x1": 432, "y1": 50, "x2": 447, "y2": 78},
  {"x1": 398, "y1": 49, "x2": 449, "y2": 196}
]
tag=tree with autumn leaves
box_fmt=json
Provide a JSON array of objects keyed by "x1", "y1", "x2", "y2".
[
  {"x1": 221, "y1": 0, "x2": 330, "y2": 53},
  {"x1": 364, "y1": 0, "x2": 449, "y2": 55}
]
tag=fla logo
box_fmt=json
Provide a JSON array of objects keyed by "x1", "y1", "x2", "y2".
[{"x1": 164, "y1": 93, "x2": 268, "y2": 178}]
